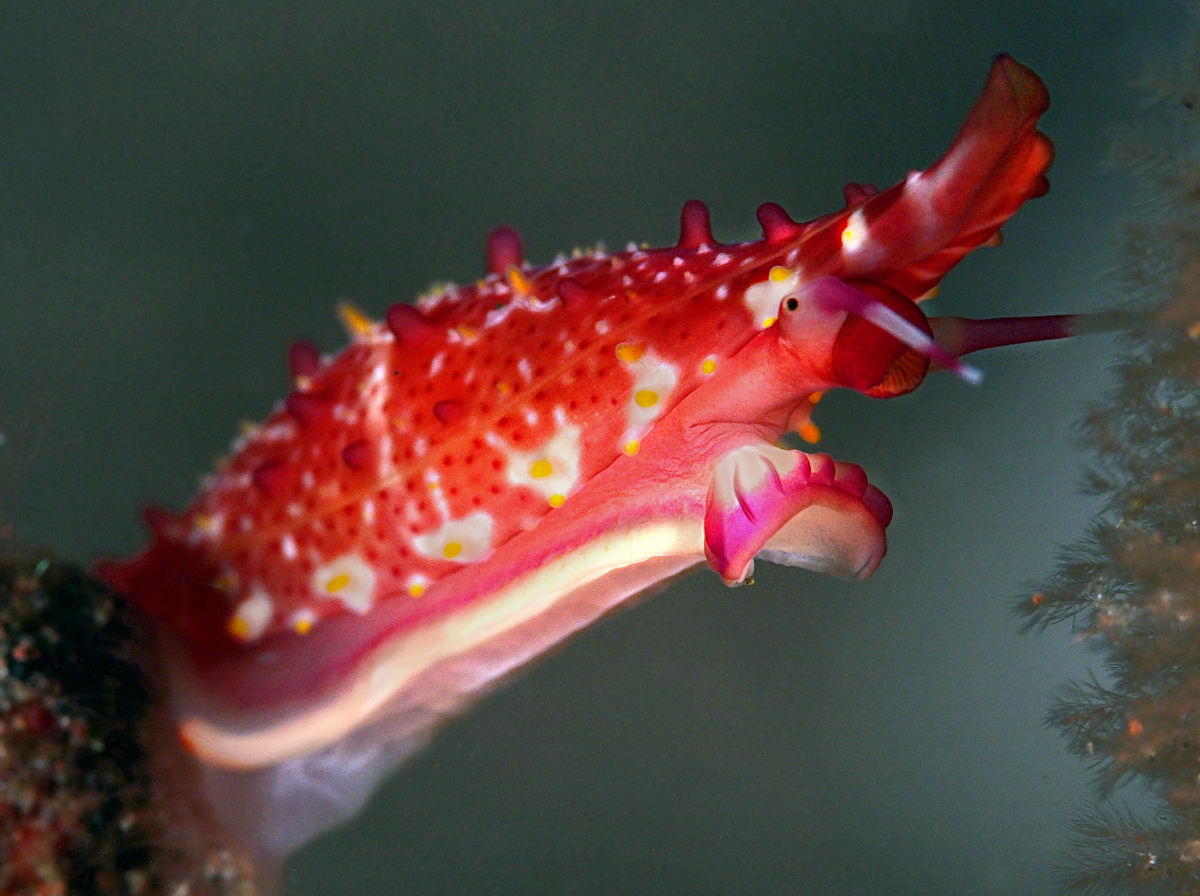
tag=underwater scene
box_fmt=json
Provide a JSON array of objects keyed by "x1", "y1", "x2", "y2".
[{"x1": 0, "y1": 1, "x2": 1193, "y2": 893}]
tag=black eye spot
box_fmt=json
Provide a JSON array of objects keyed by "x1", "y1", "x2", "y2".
[{"x1": 785, "y1": 297, "x2": 799, "y2": 312}]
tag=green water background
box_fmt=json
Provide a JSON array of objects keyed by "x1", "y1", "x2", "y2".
[{"x1": 0, "y1": 2, "x2": 1186, "y2": 893}]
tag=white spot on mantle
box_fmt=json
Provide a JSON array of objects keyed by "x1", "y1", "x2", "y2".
[
  {"x1": 742, "y1": 268, "x2": 799, "y2": 328},
  {"x1": 229, "y1": 590, "x2": 274, "y2": 641},
  {"x1": 503, "y1": 424, "x2": 583, "y2": 506},
  {"x1": 414, "y1": 513, "x2": 495, "y2": 564},
  {"x1": 312, "y1": 554, "x2": 378, "y2": 614}
]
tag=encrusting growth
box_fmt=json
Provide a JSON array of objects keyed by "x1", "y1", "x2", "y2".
[
  {"x1": 0, "y1": 554, "x2": 153, "y2": 894},
  {"x1": 0, "y1": 550, "x2": 264, "y2": 894}
]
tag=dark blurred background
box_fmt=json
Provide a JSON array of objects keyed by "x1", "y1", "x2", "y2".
[{"x1": 0, "y1": 2, "x2": 1186, "y2": 893}]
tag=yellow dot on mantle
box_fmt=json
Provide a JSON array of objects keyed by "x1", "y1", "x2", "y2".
[
  {"x1": 615, "y1": 343, "x2": 644, "y2": 363},
  {"x1": 227, "y1": 616, "x2": 250, "y2": 639},
  {"x1": 634, "y1": 389, "x2": 658, "y2": 408},
  {"x1": 336, "y1": 301, "x2": 375, "y2": 337},
  {"x1": 506, "y1": 266, "x2": 533, "y2": 296}
]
